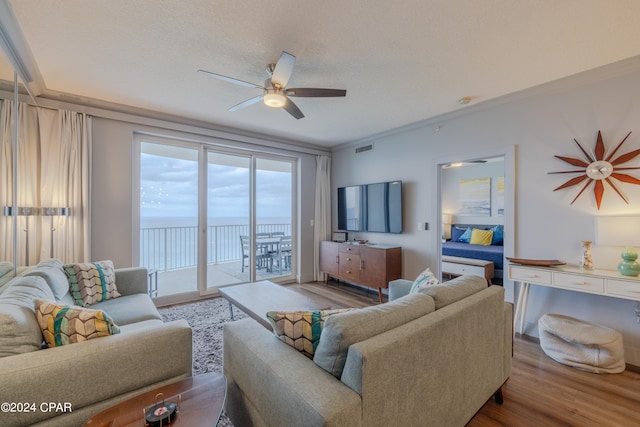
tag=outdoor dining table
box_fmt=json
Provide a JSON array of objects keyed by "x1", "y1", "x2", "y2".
[{"x1": 256, "y1": 237, "x2": 281, "y2": 272}]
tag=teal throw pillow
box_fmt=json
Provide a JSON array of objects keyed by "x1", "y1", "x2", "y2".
[
  {"x1": 491, "y1": 225, "x2": 504, "y2": 245},
  {"x1": 458, "y1": 227, "x2": 473, "y2": 243}
]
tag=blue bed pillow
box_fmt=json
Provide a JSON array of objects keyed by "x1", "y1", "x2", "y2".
[
  {"x1": 458, "y1": 227, "x2": 473, "y2": 243},
  {"x1": 451, "y1": 227, "x2": 467, "y2": 242},
  {"x1": 490, "y1": 225, "x2": 504, "y2": 245}
]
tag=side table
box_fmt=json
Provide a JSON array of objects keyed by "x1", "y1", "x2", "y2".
[{"x1": 83, "y1": 373, "x2": 226, "y2": 426}]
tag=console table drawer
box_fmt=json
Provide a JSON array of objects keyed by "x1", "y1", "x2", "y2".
[
  {"x1": 509, "y1": 266, "x2": 552, "y2": 285},
  {"x1": 340, "y1": 245, "x2": 361, "y2": 255},
  {"x1": 553, "y1": 272, "x2": 604, "y2": 293},
  {"x1": 339, "y1": 253, "x2": 361, "y2": 281},
  {"x1": 607, "y1": 279, "x2": 640, "y2": 300}
]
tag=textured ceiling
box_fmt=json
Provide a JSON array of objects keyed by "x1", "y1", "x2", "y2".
[{"x1": 2, "y1": 0, "x2": 640, "y2": 147}]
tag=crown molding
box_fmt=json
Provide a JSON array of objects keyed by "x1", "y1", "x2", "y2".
[
  {"x1": 334, "y1": 55, "x2": 640, "y2": 152},
  {"x1": 0, "y1": 0, "x2": 44, "y2": 98}
]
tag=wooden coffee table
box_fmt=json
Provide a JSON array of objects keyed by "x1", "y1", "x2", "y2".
[
  {"x1": 83, "y1": 373, "x2": 226, "y2": 427},
  {"x1": 219, "y1": 280, "x2": 329, "y2": 329}
]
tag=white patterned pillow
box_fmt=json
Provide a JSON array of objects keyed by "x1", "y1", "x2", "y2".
[
  {"x1": 409, "y1": 267, "x2": 440, "y2": 293},
  {"x1": 64, "y1": 261, "x2": 121, "y2": 307}
]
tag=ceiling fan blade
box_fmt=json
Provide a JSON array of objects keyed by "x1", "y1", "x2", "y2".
[
  {"x1": 271, "y1": 51, "x2": 296, "y2": 88},
  {"x1": 286, "y1": 88, "x2": 347, "y2": 97},
  {"x1": 228, "y1": 95, "x2": 263, "y2": 112},
  {"x1": 283, "y1": 97, "x2": 304, "y2": 119},
  {"x1": 198, "y1": 69, "x2": 264, "y2": 89}
]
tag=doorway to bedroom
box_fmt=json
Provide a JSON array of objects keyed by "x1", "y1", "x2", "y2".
[{"x1": 439, "y1": 156, "x2": 506, "y2": 285}]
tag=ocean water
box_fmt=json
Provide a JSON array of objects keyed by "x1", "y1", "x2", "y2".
[{"x1": 140, "y1": 217, "x2": 291, "y2": 271}]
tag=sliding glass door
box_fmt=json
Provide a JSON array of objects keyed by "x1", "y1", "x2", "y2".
[
  {"x1": 139, "y1": 142, "x2": 199, "y2": 297},
  {"x1": 255, "y1": 158, "x2": 294, "y2": 280},
  {"x1": 137, "y1": 137, "x2": 296, "y2": 301},
  {"x1": 205, "y1": 151, "x2": 250, "y2": 289}
]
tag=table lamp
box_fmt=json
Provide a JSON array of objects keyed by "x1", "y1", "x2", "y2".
[
  {"x1": 442, "y1": 214, "x2": 452, "y2": 241},
  {"x1": 595, "y1": 216, "x2": 640, "y2": 276}
]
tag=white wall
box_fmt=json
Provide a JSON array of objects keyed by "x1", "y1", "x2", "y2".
[
  {"x1": 332, "y1": 64, "x2": 640, "y2": 365},
  {"x1": 91, "y1": 117, "x2": 321, "y2": 284},
  {"x1": 442, "y1": 160, "x2": 505, "y2": 225}
]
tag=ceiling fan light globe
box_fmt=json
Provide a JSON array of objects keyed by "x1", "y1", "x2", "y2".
[{"x1": 264, "y1": 92, "x2": 286, "y2": 108}]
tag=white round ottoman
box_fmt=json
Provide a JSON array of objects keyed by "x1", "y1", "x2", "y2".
[{"x1": 538, "y1": 314, "x2": 625, "y2": 374}]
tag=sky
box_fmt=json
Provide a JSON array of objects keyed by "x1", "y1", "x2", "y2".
[{"x1": 140, "y1": 153, "x2": 292, "y2": 221}]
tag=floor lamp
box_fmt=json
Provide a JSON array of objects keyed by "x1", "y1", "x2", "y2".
[
  {"x1": 4, "y1": 206, "x2": 70, "y2": 264},
  {"x1": 42, "y1": 207, "x2": 70, "y2": 258},
  {"x1": 3, "y1": 206, "x2": 36, "y2": 265}
]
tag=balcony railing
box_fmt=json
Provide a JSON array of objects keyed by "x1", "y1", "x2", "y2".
[{"x1": 140, "y1": 223, "x2": 291, "y2": 272}]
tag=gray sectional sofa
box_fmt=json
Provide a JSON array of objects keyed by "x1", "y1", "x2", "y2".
[
  {"x1": 223, "y1": 275, "x2": 512, "y2": 427},
  {"x1": 0, "y1": 259, "x2": 192, "y2": 427}
]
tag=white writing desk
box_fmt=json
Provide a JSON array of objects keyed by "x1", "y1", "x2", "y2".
[{"x1": 509, "y1": 263, "x2": 640, "y2": 334}]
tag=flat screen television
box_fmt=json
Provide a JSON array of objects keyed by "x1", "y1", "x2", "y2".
[
  {"x1": 337, "y1": 185, "x2": 364, "y2": 232},
  {"x1": 337, "y1": 180, "x2": 402, "y2": 233}
]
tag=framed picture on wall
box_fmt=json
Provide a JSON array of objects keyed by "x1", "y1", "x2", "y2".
[
  {"x1": 495, "y1": 176, "x2": 504, "y2": 216},
  {"x1": 459, "y1": 177, "x2": 491, "y2": 216}
]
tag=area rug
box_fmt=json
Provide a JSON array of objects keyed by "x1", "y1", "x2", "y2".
[{"x1": 159, "y1": 297, "x2": 247, "y2": 427}]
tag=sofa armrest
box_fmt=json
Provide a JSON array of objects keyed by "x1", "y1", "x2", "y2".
[
  {"x1": 0, "y1": 320, "x2": 192, "y2": 426},
  {"x1": 115, "y1": 267, "x2": 148, "y2": 295},
  {"x1": 342, "y1": 286, "x2": 509, "y2": 427},
  {"x1": 388, "y1": 279, "x2": 413, "y2": 300},
  {"x1": 224, "y1": 318, "x2": 361, "y2": 427}
]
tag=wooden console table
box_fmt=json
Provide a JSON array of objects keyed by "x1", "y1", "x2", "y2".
[
  {"x1": 509, "y1": 263, "x2": 640, "y2": 335},
  {"x1": 319, "y1": 241, "x2": 401, "y2": 302}
]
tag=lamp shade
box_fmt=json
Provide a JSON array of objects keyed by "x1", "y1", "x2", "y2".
[
  {"x1": 595, "y1": 216, "x2": 640, "y2": 247},
  {"x1": 596, "y1": 216, "x2": 640, "y2": 276}
]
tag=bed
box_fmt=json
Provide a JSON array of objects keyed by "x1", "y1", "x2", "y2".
[{"x1": 442, "y1": 224, "x2": 504, "y2": 280}]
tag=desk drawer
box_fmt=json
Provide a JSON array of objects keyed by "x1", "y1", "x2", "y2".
[
  {"x1": 553, "y1": 272, "x2": 604, "y2": 293},
  {"x1": 607, "y1": 279, "x2": 640, "y2": 300},
  {"x1": 443, "y1": 261, "x2": 486, "y2": 278},
  {"x1": 509, "y1": 266, "x2": 552, "y2": 285}
]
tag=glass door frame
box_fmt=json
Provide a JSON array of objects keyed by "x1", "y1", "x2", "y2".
[
  {"x1": 134, "y1": 134, "x2": 298, "y2": 303},
  {"x1": 199, "y1": 148, "x2": 298, "y2": 296}
]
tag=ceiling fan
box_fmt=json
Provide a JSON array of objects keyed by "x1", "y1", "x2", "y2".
[{"x1": 198, "y1": 51, "x2": 346, "y2": 119}]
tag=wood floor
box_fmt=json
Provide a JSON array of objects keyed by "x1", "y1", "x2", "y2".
[{"x1": 283, "y1": 280, "x2": 640, "y2": 427}]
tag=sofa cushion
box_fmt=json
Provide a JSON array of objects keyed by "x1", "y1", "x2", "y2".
[
  {"x1": 416, "y1": 275, "x2": 487, "y2": 309},
  {"x1": 314, "y1": 292, "x2": 435, "y2": 378},
  {"x1": 0, "y1": 261, "x2": 12, "y2": 277},
  {"x1": 266, "y1": 309, "x2": 353, "y2": 358},
  {"x1": 64, "y1": 260, "x2": 121, "y2": 307},
  {"x1": 0, "y1": 303, "x2": 44, "y2": 357},
  {"x1": 35, "y1": 299, "x2": 121, "y2": 347},
  {"x1": 0, "y1": 275, "x2": 56, "y2": 308},
  {"x1": 92, "y1": 293, "x2": 162, "y2": 325},
  {"x1": 409, "y1": 267, "x2": 439, "y2": 293},
  {"x1": 23, "y1": 259, "x2": 69, "y2": 301},
  {"x1": 0, "y1": 276, "x2": 58, "y2": 358}
]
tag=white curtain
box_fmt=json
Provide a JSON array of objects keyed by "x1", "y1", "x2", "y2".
[
  {"x1": 314, "y1": 155, "x2": 331, "y2": 281},
  {"x1": 0, "y1": 100, "x2": 91, "y2": 266}
]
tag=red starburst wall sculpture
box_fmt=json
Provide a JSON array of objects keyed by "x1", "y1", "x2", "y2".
[{"x1": 549, "y1": 130, "x2": 640, "y2": 209}]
